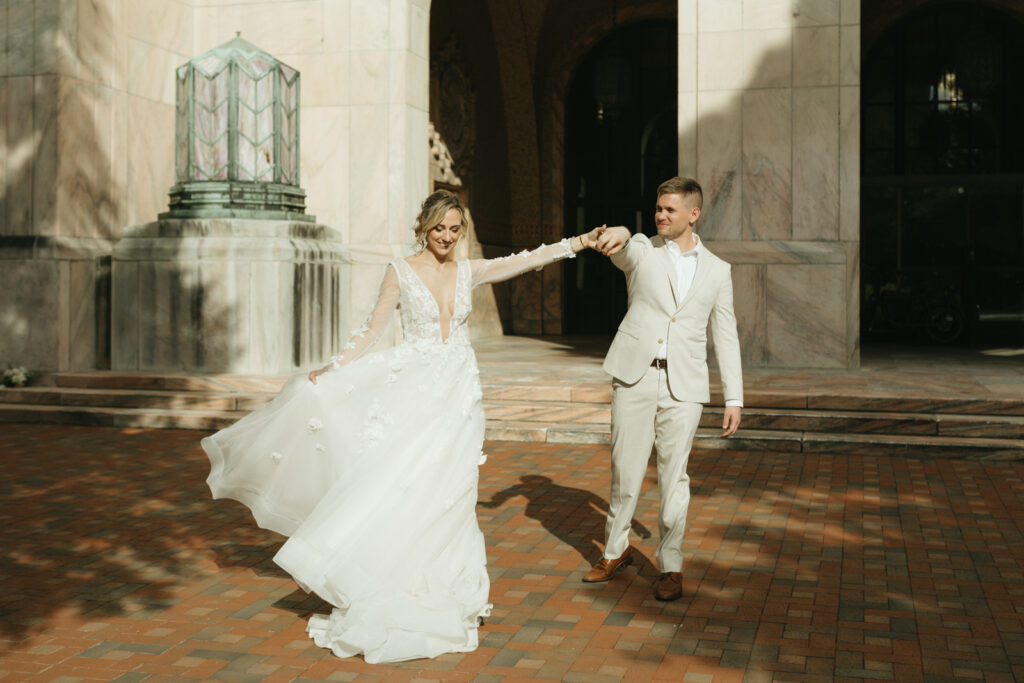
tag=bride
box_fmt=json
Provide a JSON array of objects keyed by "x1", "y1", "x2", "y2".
[{"x1": 203, "y1": 190, "x2": 604, "y2": 664}]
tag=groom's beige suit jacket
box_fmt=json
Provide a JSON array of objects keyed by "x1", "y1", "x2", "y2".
[{"x1": 602, "y1": 233, "x2": 743, "y2": 405}]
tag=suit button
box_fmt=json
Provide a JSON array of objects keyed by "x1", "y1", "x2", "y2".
[
  {"x1": 671, "y1": 317, "x2": 676, "y2": 322},
  {"x1": 658, "y1": 339, "x2": 664, "y2": 344}
]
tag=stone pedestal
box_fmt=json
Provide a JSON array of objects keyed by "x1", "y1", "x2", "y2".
[{"x1": 111, "y1": 219, "x2": 347, "y2": 374}]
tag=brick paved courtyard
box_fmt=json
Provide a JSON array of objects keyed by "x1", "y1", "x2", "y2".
[{"x1": 1, "y1": 424, "x2": 1022, "y2": 682}]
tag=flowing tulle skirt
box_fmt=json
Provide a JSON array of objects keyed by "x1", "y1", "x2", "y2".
[{"x1": 202, "y1": 341, "x2": 491, "y2": 663}]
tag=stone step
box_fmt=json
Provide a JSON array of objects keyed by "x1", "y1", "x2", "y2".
[
  {"x1": 483, "y1": 400, "x2": 1024, "y2": 439},
  {"x1": 483, "y1": 421, "x2": 1024, "y2": 459},
  {"x1": 3, "y1": 401, "x2": 1021, "y2": 459},
  {"x1": 0, "y1": 386, "x2": 271, "y2": 412},
  {"x1": 0, "y1": 403, "x2": 239, "y2": 431}
]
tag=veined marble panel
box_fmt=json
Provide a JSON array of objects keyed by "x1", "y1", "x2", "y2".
[
  {"x1": 792, "y1": 87, "x2": 839, "y2": 240},
  {"x1": 349, "y1": 104, "x2": 389, "y2": 244},
  {"x1": 741, "y1": 88, "x2": 791, "y2": 240},
  {"x1": 4, "y1": 1, "x2": 33, "y2": 76},
  {"x1": 697, "y1": 31, "x2": 744, "y2": 91},
  {"x1": 404, "y1": 106, "x2": 429, "y2": 239},
  {"x1": 126, "y1": 0, "x2": 191, "y2": 57},
  {"x1": 845, "y1": 241, "x2": 859, "y2": 368},
  {"x1": 678, "y1": 0, "x2": 697, "y2": 30},
  {"x1": 33, "y1": 75, "x2": 59, "y2": 236},
  {"x1": 75, "y1": 0, "x2": 116, "y2": 87},
  {"x1": 215, "y1": 1, "x2": 324, "y2": 56},
  {"x1": 839, "y1": 86, "x2": 859, "y2": 242},
  {"x1": 793, "y1": 26, "x2": 839, "y2": 87},
  {"x1": 841, "y1": 0, "x2": 860, "y2": 24},
  {"x1": 350, "y1": 49, "x2": 388, "y2": 105},
  {"x1": 110, "y1": 89, "x2": 128, "y2": 229},
  {"x1": 742, "y1": 29, "x2": 791, "y2": 89},
  {"x1": 703, "y1": 239, "x2": 848, "y2": 264},
  {"x1": 732, "y1": 263, "x2": 766, "y2": 367},
  {"x1": 0, "y1": 80, "x2": 6, "y2": 233},
  {"x1": 323, "y1": 0, "x2": 352, "y2": 51},
  {"x1": 351, "y1": 0, "x2": 390, "y2": 50},
  {"x1": 126, "y1": 38, "x2": 179, "y2": 104},
  {"x1": 794, "y1": 0, "x2": 840, "y2": 26},
  {"x1": 125, "y1": 96, "x2": 175, "y2": 227},
  {"x1": 678, "y1": 36, "x2": 696, "y2": 92},
  {"x1": 191, "y1": 7, "x2": 219, "y2": 57},
  {"x1": 408, "y1": 0, "x2": 429, "y2": 59},
  {"x1": 33, "y1": 1, "x2": 60, "y2": 76},
  {"x1": 400, "y1": 50, "x2": 429, "y2": 110},
  {"x1": 766, "y1": 264, "x2": 845, "y2": 367},
  {"x1": 697, "y1": 0, "x2": 742, "y2": 32},
  {"x1": 743, "y1": 0, "x2": 791, "y2": 29},
  {"x1": 0, "y1": 259, "x2": 60, "y2": 369},
  {"x1": 840, "y1": 25, "x2": 859, "y2": 87},
  {"x1": 387, "y1": 0, "x2": 409, "y2": 51},
  {"x1": 283, "y1": 53, "x2": 350, "y2": 108},
  {"x1": 3, "y1": 76, "x2": 36, "y2": 233},
  {"x1": 696, "y1": 89, "x2": 742, "y2": 240},
  {"x1": 302, "y1": 106, "x2": 350, "y2": 236},
  {"x1": 678, "y1": 91, "x2": 697, "y2": 177},
  {"x1": 58, "y1": 78, "x2": 116, "y2": 239}
]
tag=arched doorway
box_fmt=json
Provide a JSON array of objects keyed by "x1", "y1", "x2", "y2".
[
  {"x1": 563, "y1": 20, "x2": 677, "y2": 334},
  {"x1": 861, "y1": 2, "x2": 1024, "y2": 347}
]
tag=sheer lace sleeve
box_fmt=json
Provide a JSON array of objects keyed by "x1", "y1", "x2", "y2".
[
  {"x1": 328, "y1": 264, "x2": 400, "y2": 369},
  {"x1": 469, "y1": 239, "x2": 576, "y2": 288}
]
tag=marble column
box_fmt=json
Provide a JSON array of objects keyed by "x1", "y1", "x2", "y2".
[{"x1": 680, "y1": 0, "x2": 860, "y2": 369}]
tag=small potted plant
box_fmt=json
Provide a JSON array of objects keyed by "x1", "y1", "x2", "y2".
[{"x1": 2, "y1": 365, "x2": 33, "y2": 388}]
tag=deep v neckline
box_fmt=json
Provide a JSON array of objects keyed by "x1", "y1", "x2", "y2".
[{"x1": 401, "y1": 258, "x2": 461, "y2": 342}]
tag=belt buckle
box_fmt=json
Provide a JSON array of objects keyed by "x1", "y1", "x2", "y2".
[{"x1": 653, "y1": 358, "x2": 666, "y2": 370}]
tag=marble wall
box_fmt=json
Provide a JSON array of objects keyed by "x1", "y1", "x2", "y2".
[
  {"x1": 2, "y1": 0, "x2": 432, "y2": 371},
  {"x1": 680, "y1": 0, "x2": 861, "y2": 368}
]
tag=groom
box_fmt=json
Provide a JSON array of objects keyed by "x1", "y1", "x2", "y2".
[{"x1": 585, "y1": 176, "x2": 743, "y2": 601}]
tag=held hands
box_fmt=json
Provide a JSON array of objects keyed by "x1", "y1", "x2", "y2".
[
  {"x1": 721, "y1": 406, "x2": 741, "y2": 437},
  {"x1": 594, "y1": 225, "x2": 631, "y2": 255}
]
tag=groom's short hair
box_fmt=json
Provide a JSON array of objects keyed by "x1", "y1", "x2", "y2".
[{"x1": 657, "y1": 176, "x2": 703, "y2": 209}]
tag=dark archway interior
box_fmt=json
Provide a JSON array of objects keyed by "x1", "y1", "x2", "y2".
[
  {"x1": 861, "y1": 1, "x2": 1024, "y2": 348},
  {"x1": 563, "y1": 20, "x2": 678, "y2": 335}
]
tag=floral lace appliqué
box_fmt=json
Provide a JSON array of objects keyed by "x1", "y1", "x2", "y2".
[{"x1": 361, "y1": 400, "x2": 394, "y2": 451}]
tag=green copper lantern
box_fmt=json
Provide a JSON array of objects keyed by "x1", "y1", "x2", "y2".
[{"x1": 162, "y1": 33, "x2": 313, "y2": 221}]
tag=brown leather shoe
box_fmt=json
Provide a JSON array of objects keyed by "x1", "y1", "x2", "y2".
[
  {"x1": 654, "y1": 571, "x2": 683, "y2": 601},
  {"x1": 582, "y1": 546, "x2": 635, "y2": 583}
]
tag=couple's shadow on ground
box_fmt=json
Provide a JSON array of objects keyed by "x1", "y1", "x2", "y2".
[{"x1": 478, "y1": 474, "x2": 659, "y2": 578}]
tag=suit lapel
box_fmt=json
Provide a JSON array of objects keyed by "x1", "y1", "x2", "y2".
[
  {"x1": 677, "y1": 244, "x2": 712, "y2": 312},
  {"x1": 652, "y1": 236, "x2": 679, "y2": 306}
]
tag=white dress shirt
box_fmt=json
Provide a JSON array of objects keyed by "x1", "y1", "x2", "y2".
[{"x1": 654, "y1": 233, "x2": 742, "y2": 408}]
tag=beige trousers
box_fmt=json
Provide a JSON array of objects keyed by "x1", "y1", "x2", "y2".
[{"x1": 604, "y1": 366, "x2": 703, "y2": 572}]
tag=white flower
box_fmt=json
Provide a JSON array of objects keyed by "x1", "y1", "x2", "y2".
[
  {"x1": 270, "y1": 451, "x2": 282, "y2": 463},
  {"x1": 307, "y1": 418, "x2": 323, "y2": 432}
]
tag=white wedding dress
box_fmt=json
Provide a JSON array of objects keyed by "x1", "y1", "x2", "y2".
[{"x1": 202, "y1": 240, "x2": 577, "y2": 664}]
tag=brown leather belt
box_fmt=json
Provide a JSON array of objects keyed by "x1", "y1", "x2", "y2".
[{"x1": 651, "y1": 358, "x2": 667, "y2": 370}]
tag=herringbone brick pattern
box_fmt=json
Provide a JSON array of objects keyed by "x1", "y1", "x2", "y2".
[{"x1": 1, "y1": 424, "x2": 1022, "y2": 681}]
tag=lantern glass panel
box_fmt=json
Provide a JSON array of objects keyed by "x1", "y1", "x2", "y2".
[
  {"x1": 193, "y1": 67, "x2": 230, "y2": 180},
  {"x1": 175, "y1": 68, "x2": 188, "y2": 181},
  {"x1": 280, "y1": 70, "x2": 299, "y2": 184}
]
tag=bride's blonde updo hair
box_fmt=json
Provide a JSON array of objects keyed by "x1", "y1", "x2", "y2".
[{"x1": 414, "y1": 189, "x2": 466, "y2": 247}]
